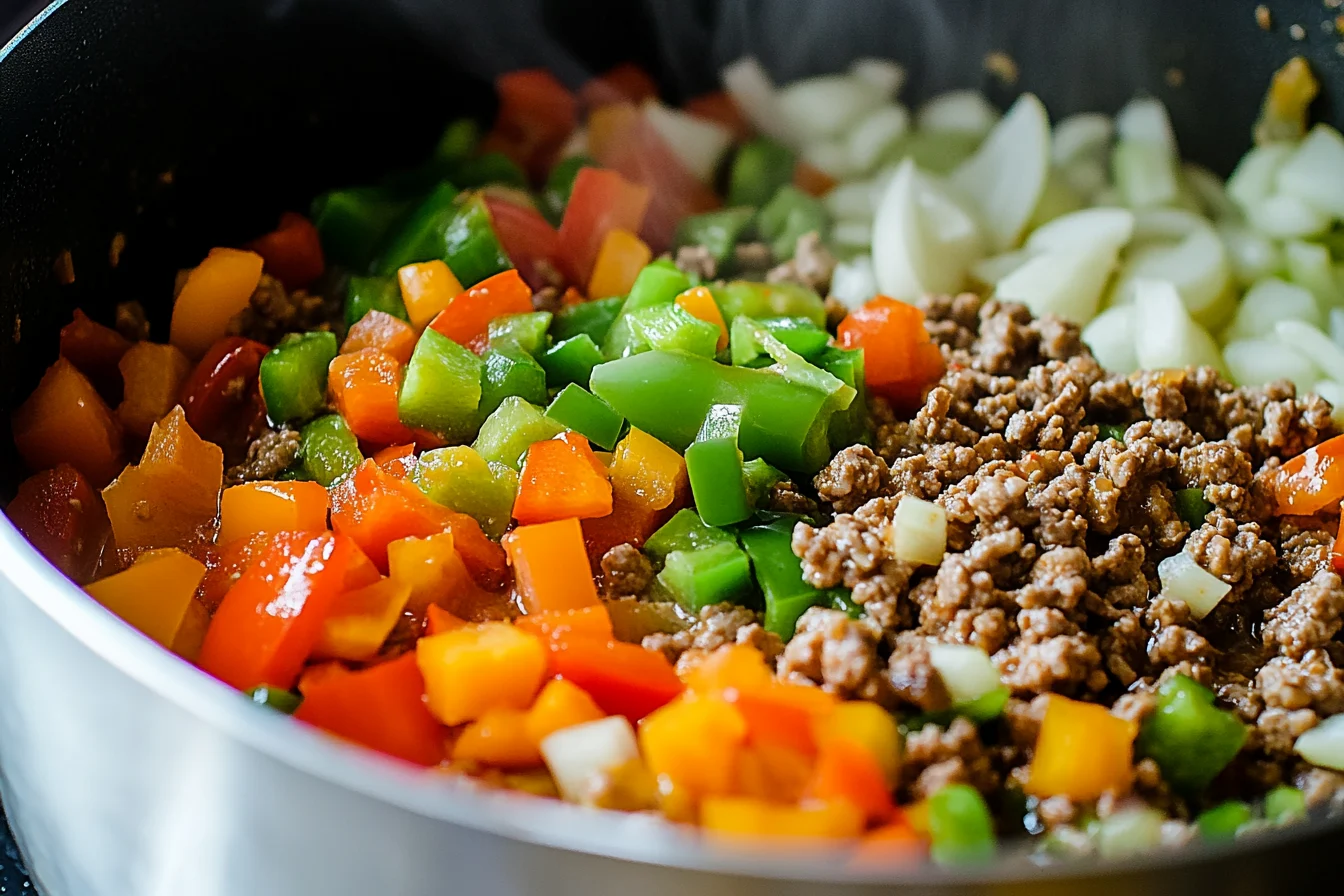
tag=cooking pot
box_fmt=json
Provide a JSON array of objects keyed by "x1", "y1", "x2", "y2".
[{"x1": 2, "y1": 0, "x2": 1343, "y2": 893}]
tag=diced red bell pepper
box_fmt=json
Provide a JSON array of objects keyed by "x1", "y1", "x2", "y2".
[
  {"x1": 59, "y1": 309, "x2": 131, "y2": 397},
  {"x1": 6, "y1": 464, "x2": 108, "y2": 583},
  {"x1": 245, "y1": 212, "x2": 325, "y2": 291},
  {"x1": 513, "y1": 432, "x2": 613, "y2": 525},
  {"x1": 579, "y1": 62, "x2": 659, "y2": 111},
  {"x1": 482, "y1": 69, "x2": 578, "y2": 182},
  {"x1": 178, "y1": 336, "x2": 270, "y2": 446},
  {"x1": 296, "y1": 653, "x2": 445, "y2": 766},
  {"x1": 555, "y1": 167, "x2": 651, "y2": 287},
  {"x1": 198, "y1": 531, "x2": 354, "y2": 690},
  {"x1": 545, "y1": 636, "x2": 683, "y2": 721},
  {"x1": 427, "y1": 269, "x2": 534, "y2": 355},
  {"x1": 482, "y1": 196, "x2": 560, "y2": 292},
  {"x1": 837, "y1": 296, "x2": 945, "y2": 413},
  {"x1": 1275, "y1": 433, "x2": 1344, "y2": 516}
]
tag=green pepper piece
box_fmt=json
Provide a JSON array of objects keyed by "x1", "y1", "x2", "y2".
[
  {"x1": 590, "y1": 350, "x2": 837, "y2": 474},
  {"x1": 472, "y1": 396, "x2": 565, "y2": 469},
  {"x1": 552, "y1": 296, "x2": 624, "y2": 344},
  {"x1": 674, "y1": 207, "x2": 756, "y2": 267},
  {"x1": 345, "y1": 275, "x2": 409, "y2": 328},
  {"x1": 541, "y1": 155, "x2": 593, "y2": 225},
  {"x1": 815, "y1": 346, "x2": 871, "y2": 451},
  {"x1": 686, "y1": 404, "x2": 752, "y2": 527},
  {"x1": 734, "y1": 317, "x2": 856, "y2": 425},
  {"x1": 1196, "y1": 801, "x2": 1254, "y2": 840},
  {"x1": 927, "y1": 783, "x2": 997, "y2": 865},
  {"x1": 742, "y1": 457, "x2": 786, "y2": 508},
  {"x1": 441, "y1": 192, "x2": 513, "y2": 287},
  {"x1": 299, "y1": 414, "x2": 363, "y2": 487},
  {"x1": 1264, "y1": 785, "x2": 1307, "y2": 824},
  {"x1": 488, "y1": 312, "x2": 552, "y2": 357},
  {"x1": 739, "y1": 516, "x2": 828, "y2": 639},
  {"x1": 602, "y1": 261, "x2": 693, "y2": 358},
  {"x1": 412, "y1": 445, "x2": 518, "y2": 539},
  {"x1": 312, "y1": 188, "x2": 413, "y2": 272},
  {"x1": 398, "y1": 327, "x2": 485, "y2": 443},
  {"x1": 709, "y1": 280, "x2": 827, "y2": 328},
  {"x1": 627, "y1": 304, "x2": 721, "y2": 358},
  {"x1": 545, "y1": 384, "x2": 625, "y2": 450},
  {"x1": 905, "y1": 687, "x2": 1011, "y2": 733},
  {"x1": 830, "y1": 590, "x2": 865, "y2": 619},
  {"x1": 1174, "y1": 487, "x2": 1213, "y2": 527},
  {"x1": 451, "y1": 152, "x2": 527, "y2": 189},
  {"x1": 375, "y1": 181, "x2": 461, "y2": 275},
  {"x1": 259, "y1": 331, "x2": 339, "y2": 425},
  {"x1": 433, "y1": 119, "x2": 481, "y2": 165},
  {"x1": 757, "y1": 185, "x2": 831, "y2": 261},
  {"x1": 644, "y1": 508, "x2": 737, "y2": 564},
  {"x1": 1135, "y1": 673, "x2": 1248, "y2": 793},
  {"x1": 248, "y1": 685, "x2": 303, "y2": 714},
  {"x1": 274, "y1": 462, "x2": 313, "y2": 482},
  {"x1": 540, "y1": 334, "x2": 605, "y2": 389},
  {"x1": 477, "y1": 345, "x2": 549, "y2": 424},
  {"x1": 659, "y1": 542, "x2": 754, "y2": 613},
  {"x1": 1097, "y1": 423, "x2": 1127, "y2": 443},
  {"x1": 761, "y1": 318, "x2": 830, "y2": 360},
  {"x1": 727, "y1": 137, "x2": 797, "y2": 208}
]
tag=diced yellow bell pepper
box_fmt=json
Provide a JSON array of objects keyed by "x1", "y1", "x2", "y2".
[
  {"x1": 416, "y1": 622, "x2": 546, "y2": 726},
  {"x1": 817, "y1": 701, "x2": 903, "y2": 786},
  {"x1": 1026, "y1": 694, "x2": 1137, "y2": 801},
  {"x1": 169, "y1": 248, "x2": 265, "y2": 358},
  {"x1": 454, "y1": 708, "x2": 543, "y2": 769},
  {"x1": 638, "y1": 695, "x2": 747, "y2": 801},
  {"x1": 587, "y1": 228, "x2": 651, "y2": 300},
  {"x1": 735, "y1": 742, "x2": 814, "y2": 804},
  {"x1": 85, "y1": 548, "x2": 206, "y2": 648},
  {"x1": 170, "y1": 598, "x2": 211, "y2": 662},
  {"x1": 701, "y1": 797, "x2": 865, "y2": 840},
  {"x1": 398, "y1": 260, "x2": 463, "y2": 330},
  {"x1": 218, "y1": 480, "x2": 331, "y2": 546},
  {"x1": 313, "y1": 577, "x2": 412, "y2": 662},
  {"x1": 386, "y1": 531, "x2": 475, "y2": 615},
  {"x1": 524, "y1": 679, "x2": 605, "y2": 747}
]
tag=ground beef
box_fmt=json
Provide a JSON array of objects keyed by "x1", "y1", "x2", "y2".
[
  {"x1": 674, "y1": 244, "x2": 716, "y2": 281},
  {"x1": 813, "y1": 445, "x2": 889, "y2": 513},
  {"x1": 764, "y1": 480, "x2": 820, "y2": 517},
  {"x1": 599, "y1": 543, "x2": 653, "y2": 599},
  {"x1": 778, "y1": 607, "x2": 890, "y2": 703},
  {"x1": 227, "y1": 273, "x2": 341, "y2": 344},
  {"x1": 902, "y1": 717, "x2": 999, "y2": 800},
  {"x1": 732, "y1": 241, "x2": 773, "y2": 274},
  {"x1": 765, "y1": 231, "x2": 836, "y2": 294},
  {"x1": 641, "y1": 604, "x2": 782, "y2": 672},
  {"x1": 226, "y1": 425, "x2": 300, "y2": 484}
]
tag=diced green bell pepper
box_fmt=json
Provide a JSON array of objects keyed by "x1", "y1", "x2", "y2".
[
  {"x1": 398, "y1": 327, "x2": 484, "y2": 443},
  {"x1": 472, "y1": 396, "x2": 565, "y2": 469},
  {"x1": 686, "y1": 404, "x2": 752, "y2": 527},
  {"x1": 412, "y1": 445, "x2": 518, "y2": 539},
  {"x1": 757, "y1": 185, "x2": 831, "y2": 261},
  {"x1": 904, "y1": 687, "x2": 1011, "y2": 732},
  {"x1": 739, "y1": 516, "x2": 829, "y2": 640},
  {"x1": 551, "y1": 296, "x2": 624, "y2": 344},
  {"x1": 927, "y1": 783, "x2": 997, "y2": 865},
  {"x1": 433, "y1": 119, "x2": 481, "y2": 165},
  {"x1": 1264, "y1": 785, "x2": 1307, "y2": 824},
  {"x1": 742, "y1": 457, "x2": 786, "y2": 508},
  {"x1": 477, "y1": 345, "x2": 549, "y2": 424},
  {"x1": 311, "y1": 187, "x2": 412, "y2": 272},
  {"x1": 731, "y1": 315, "x2": 830, "y2": 366},
  {"x1": 1174, "y1": 487, "x2": 1213, "y2": 527},
  {"x1": 540, "y1": 334, "x2": 605, "y2": 389},
  {"x1": 727, "y1": 137, "x2": 796, "y2": 208},
  {"x1": 830, "y1": 590, "x2": 865, "y2": 619},
  {"x1": 734, "y1": 317, "x2": 856, "y2": 433},
  {"x1": 1196, "y1": 801, "x2": 1253, "y2": 840},
  {"x1": 1097, "y1": 423, "x2": 1127, "y2": 443},
  {"x1": 376, "y1": 188, "x2": 511, "y2": 288},
  {"x1": 299, "y1": 414, "x2": 363, "y2": 487},
  {"x1": 259, "y1": 331, "x2": 338, "y2": 425},
  {"x1": 451, "y1": 152, "x2": 527, "y2": 189},
  {"x1": 709, "y1": 280, "x2": 826, "y2": 328},
  {"x1": 644, "y1": 508, "x2": 737, "y2": 564},
  {"x1": 374, "y1": 181, "x2": 461, "y2": 274},
  {"x1": 545, "y1": 384, "x2": 624, "y2": 450},
  {"x1": 345, "y1": 275, "x2": 409, "y2": 328},
  {"x1": 602, "y1": 261, "x2": 693, "y2": 358},
  {"x1": 541, "y1": 155, "x2": 593, "y2": 225},
  {"x1": 659, "y1": 542, "x2": 754, "y2": 613},
  {"x1": 816, "y1": 346, "x2": 871, "y2": 451},
  {"x1": 248, "y1": 685, "x2": 303, "y2": 714},
  {"x1": 1135, "y1": 673, "x2": 1248, "y2": 793},
  {"x1": 674, "y1": 207, "x2": 756, "y2": 268},
  {"x1": 488, "y1": 312, "x2": 552, "y2": 357},
  {"x1": 627, "y1": 304, "x2": 721, "y2": 358}
]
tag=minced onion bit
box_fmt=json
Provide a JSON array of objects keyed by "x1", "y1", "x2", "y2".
[
  {"x1": 539, "y1": 715, "x2": 640, "y2": 804},
  {"x1": 927, "y1": 643, "x2": 1002, "y2": 705},
  {"x1": 889, "y1": 494, "x2": 948, "y2": 566},
  {"x1": 1295, "y1": 713, "x2": 1344, "y2": 771},
  {"x1": 1157, "y1": 552, "x2": 1232, "y2": 620}
]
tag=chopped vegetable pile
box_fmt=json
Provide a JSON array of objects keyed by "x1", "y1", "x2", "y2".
[{"x1": 7, "y1": 55, "x2": 1344, "y2": 868}]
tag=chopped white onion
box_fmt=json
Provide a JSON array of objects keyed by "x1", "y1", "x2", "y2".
[
  {"x1": 1276, "y1": 123, "x2": 1344, "y2": 220},
  {"x1": 1182, "y1": 163, "x2": 1241, "y2": 221},
  {"x1": 1226, "y1": 143, "x2": 1295, "y2": 213},
  {"x1": 1332, "y1": 309, "x2": 1344, "y2": 346},
  {"x1": 1061, "y1": 157, "x2": 1111, "y2": 200},
  {"x1": 1223, "y1": 339, "x2": 1322, "y2": 392},
  {"x1": 1027, "y1": 168, "x2": 1086, "y2": 229},
  {"x1": 1223, "y1": 277, "x2": 1321, "y2": 342},
  {"x1": 801, "y1": 138, "x2": 858, "y2": 179},
  {"x1": 1082, "y1": 305, "x2": 1139, "y2": 374},
  {"x1": 1027, "y1": 207, "x2": 1135, "y2": 255},
  {"x1": 1157, "y1": 551, "x2": 1231, "y2": 620},
  {"x1": 778, "y1": 74, "x2": 886, "y2": 143},
  {"x1": 1112, "y1": 139, "x2": 1179, "y2": 208},
  {"x1": 830, "y1": 255, "x2": 878, "y2": 310},
  {"x1": 872, "y1": 159, "x2": 984, "y2": 299},
  {"x1": 994, "y1": 244, "x2": 1119, "y2": 325},
  {"x1": 1312, "y1": 380, "x2": 1344, "y2": 428},
  {"x1": 1130, "y1": 208, "x2": 1211, "y2": 245},
  {"x1": 1294, "y1": 713, "x2": 1344, "y2": 771},
  {"x1": 970, "y1": 249, "x2": 1032, "y2": 287},
  {"x1": 721, "y1": 57, "x2": 794, "y2": 144},
  {"x1": 1218, "y1": 224, "x2": 1283, "y2": 286},
  {"x1": 849, "y1": 58, "x2": 906, "y2": 99},
  {"x1": 949, "y1": 93, "x2": 1051, "y2": 252},
  {"x1": 927, "y1": 643, "x2": 1001, "y2": 705},
  {"x1": 824, "y1": 180, "x2": 878, "y2": 222},
  {"x1": 560, "y1": 128, "x2": 589, "y2": 159},
  {"x1": 1275, "y1": 320, "x2": 1344, "y2": 382},
  {"x1": 889, "y1": 494, "x2": 947, "y2": 566},
  {"x1": 1284, "y1": 240, "x2": 1344, "y2": 308},
  {"x1": 916, "y1": 89, "x2": 1000, "y2": 137},
  {"x1": 540, "y1": 715, "x2": 641, "y2": 805},
  {"x1": 1247, "y1": 191, "x2": 1331, "y2": 239},
  {"x1": 641, "y1": 101, "x2": 733, "y2": 183},
  {"x1": 1052, "y1": 112, "x2": 1113, "y2": 165},
  {"x1": 1115, "y1": 96, "x2": 1178, "y2": 156},
  {"x1": 1111, "y1": 228, "x2": 1230, "y2": 323},
  {"x1": 846, "y1": 104, "x2": 910, "y2": 174},
  {"x1": 1132, "y1": 279, "x2": 1225, "y2": 373},
  {"x1": 1095, "y1": 807, "x2": 1167, "y2": 859},
  {"x1": 831, "y1": 220, "x2": 873, "y2": 248}
]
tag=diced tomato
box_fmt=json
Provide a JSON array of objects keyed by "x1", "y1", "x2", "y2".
[
  {"x1": 6, "y1": 464, "x2": 108, "y2": 582},
  {"x1": 555, "y1": 167, "x2": 651, "y2": 287},
  {"x1": 245, "y1": 212, "x2": 325, "y2": 290},
  {"x1": 483, "y1": 69, "x2": 578, "y2": 182},
  {"x1": 482, "y1": 196, "x2": 560, "y2": 291}
]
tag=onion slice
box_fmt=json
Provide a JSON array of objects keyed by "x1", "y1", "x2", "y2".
[
  {"x1": 540, "y1": 716, "x2": 641, "y2": 804},
  {"x1": 721, "y1": 57, "x2": 794, "y2": 144},
  {"x1": 927, "y1": 643, "x2": 1001, "y2": 705},
  {"x1": 872, "y1": 158, "x2": 984, "y2": 299},
  {"x1": 1132, "y1": 279, "x2": 1225, "y2": 374},
  {"x1": 1295, "y1": 713, "x2": 1344, "y2": 771},
  {"x1": 1082, "y1": 305, "x2": 1139, "y2": 374},
  {"x1": 949, "y1": 93, "x2": 1051, "y2": 252},
  {"x1": 641, "y1": 101, "x2": 733, "y2": 183}
]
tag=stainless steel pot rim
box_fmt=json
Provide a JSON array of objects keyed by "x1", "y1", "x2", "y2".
[{"x1": 4, "y1": 0, "x2": 1343, "y2": 885}]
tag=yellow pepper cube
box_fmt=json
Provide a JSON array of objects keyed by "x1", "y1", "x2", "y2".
[
  {"x1": 524, "y1": 679, "x2": 605, "y2": 748},
  {"x1": 314, "y1": 577, "x2": 412, "y2": 662},
  {"x1": 218, "y1": 480, "x2": 330, "y2": 546},
  {"x1": 85, "y1": 548, "x2": 206, "y2": 649},
  {"x1": 386, "y1": 531, "x2": 475, "y2": 614},
  {"x1": 701, "y1": 797, "x2": 865, "y2": 840},
  {"x1": 169, "y1": 247, "x2": 265, "y2": 358},
  {"x1": 398, "y1": 260, "x2": 463, "y2": 330},
  {"x1": 817, "y1": 701, "x2": 903, "y2": 786},
  {"x1": 453, "y1": 708, "x2": 543, "y2": 769},
  {"x1": 1027, "y1": 695, "x2": 1137, "y2": 801},
  {"x1": 638, "y1": 695, "x2": 747, "y2": 800},
  {"x1": 416, "y1": 622, "x2": 546, "y2": 726},
  {"x1": 587, "y1": 228, "x2": 651, "y2": 300}
]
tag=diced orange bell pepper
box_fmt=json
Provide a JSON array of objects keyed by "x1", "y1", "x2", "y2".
[
  {"x1": 328, "y1": 348, "x2": 416, "y2": 446},
  {"x1": 372, "y1": 443, "x2": 415, "y2": 468},
  {"x1": 683, "y1": 90, "x2": 752, "y2": 141},
  {"x1": 587, "y1": 228, "x2": 651, "y2": 299},
  {"x1": 639, "y1": 695, "x2": 747, "y2": 799},
  {"x1": 102, "y1": 406, "x2": 222, "y2": 554},
  {"x1": 793, "y1": 160, "x2": 838, "y2": 198},
  {"x1": 313, "y1": 577, "x2": 412, "y2": 661},
  {"x1": 1333, "y1": 522, "x2": 1344, "y2": 574},
  {"x1": 169, "y1": 247, "x2": 265, "y2": 358},
  {"x1": 504, "y1": 518, "x2": 601, "y2": 613},
  {"x1": 341, "y1": 310, "x2": 417, "y2": 365},
  {"x1": 386, "y1": 531, "x2": 482, "y2": 615},
  {"x1": 84, "y1": 547, "x2": 206, "y2": 649},
  {"x1": 453, "y1": 708, "x2": 543, "y2": 769},
  {"x1": 172, "y1": 598, "x2": 212, "y2": 663},
  {"x1": 424, "y1": 603, "x2": 467, "y2": 636},
  {"x1": 514, "y1": 605, "x2": 614, "y2": 642},
  {"x1": 806, "y1": 738, "x2": 894, "y2": 824},
  {"x1": 556, "y1": 168, "x2": 651, "y2": 286},
  {"x1": 12, "y1": 357, "x2": 125, "y2": 487},
  {"x1": 837, "y1": 296, "x2": 945, "y2": 413},
  {"x1": 852, "y1": 818, "x2": 928, "y2": 867},
  {"x1": 547, "y1": 637, "x2": 683, "y2": 721},
  {"x1": 59, "y1": 309, "x2": 131, "y2": 391},
  {"x1": 345, "y1": 542, "x2": 383, "y2": 590},
  {"x1": 1026, "y1": 695, "x2": 1137, "y2": 801},
  {"x1": 199, "y1": 531, "x2": 354, "y2": 690},
  {"x1": 116, "y1": 342, "x2": 193, "y2": 440},
  {"x1": 397, "y1": 260, "x2": 464, "y2": 331},
  {"x1": 417, "y1": 622, "x2": 547, "y2": 726},
  {"x1": 817, "y1": 701, "x2": 904, "y2": 786},
  {"x1": 218, "y1": 480, "x2": 330, "y2": 546},
  {"x1": 197, "y1": 532, "x2": 270, "y2": 611},
  {"x1": 735, "y1": 741, "x2": 815, "y2": 804},
  {"x1": 1274, "y1": 432, "x2": 1344, "y2": 515},
  {"x1": 523, "y1": 679, "x2": 605, "y2": 746},
  {"x1": 6, "y1": 464, "x2": 108, "y2": 583},
  {"x1": 427, "y1": 269, "x2": 534, "y2": 355},
  {"x1": 244, "y1": 212, "x2": 325, "y2": 291},
  {"x1": 581, "y1": 427, "x2": 689, "y2": 565},
  {"x1": 675, "y1": 286, "x2": 729, "y2": 351},
  {"x1": 513, "y1": 432, "x2": 613, "y2": 525},
  {"x1": 702, "y1": 798, "x2": 866, "y2": 841},
  {"x1": 295, "y1": 653, "x2": 445, "y2": 766}
]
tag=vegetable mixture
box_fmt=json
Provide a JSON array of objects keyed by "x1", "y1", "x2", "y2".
[{"x1": 9, "y1": 55, "x2": 1344, "y2": 867}]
